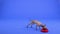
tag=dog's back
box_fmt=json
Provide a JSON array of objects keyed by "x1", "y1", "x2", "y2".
[{"x1": 31, "y1": 20, "x2": 43, "y2": 26}]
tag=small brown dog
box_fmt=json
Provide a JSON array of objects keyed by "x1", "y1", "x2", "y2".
[{"x1": 27, "y1": 20, "x2": 47, "y2": 30}]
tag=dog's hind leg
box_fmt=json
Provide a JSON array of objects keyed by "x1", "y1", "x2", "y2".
[
  {"x1": 26, "y1": 23, "x2": 33, "y2": 28},
  {"x1": 39, "y1": 26, "x2": 41, "y2": 30}
]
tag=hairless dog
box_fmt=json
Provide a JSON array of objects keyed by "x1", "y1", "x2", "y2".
[{"x1": 27, "y1": 20, "x2": 47, "y2": 30}]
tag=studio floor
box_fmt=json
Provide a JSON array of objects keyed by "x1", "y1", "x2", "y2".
[{"x1": 0, "y1": 19, "x2": 60, "y2": 34}]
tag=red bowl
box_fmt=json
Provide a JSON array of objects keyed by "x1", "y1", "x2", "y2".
[{"x1": 41, "y1": 28, "x2": 48, "y2": 33}]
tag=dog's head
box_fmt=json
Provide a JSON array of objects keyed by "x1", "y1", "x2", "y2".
[
  {"x1": 41, "y1": 24, "x2": 46, "y2": 27},
  {"x1": 42, "y1": 24, "x2": 47, "y2": 29}
]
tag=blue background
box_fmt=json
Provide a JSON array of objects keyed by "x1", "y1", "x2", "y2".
[{"x1": 0, "y1": 0, "x2": 60, "y2": 34}]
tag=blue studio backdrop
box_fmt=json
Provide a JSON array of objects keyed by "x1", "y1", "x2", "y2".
[
  {"x1": 0, "y1": 0, "x2": 60, "y2": 20},
  {"x1": 0, "y1": 0, "x2": 60, "y2": 34}
]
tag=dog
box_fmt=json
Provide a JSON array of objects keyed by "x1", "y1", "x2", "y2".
[{"x1": 27, "y1": 20, "x2": 47, "y2": 30}]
